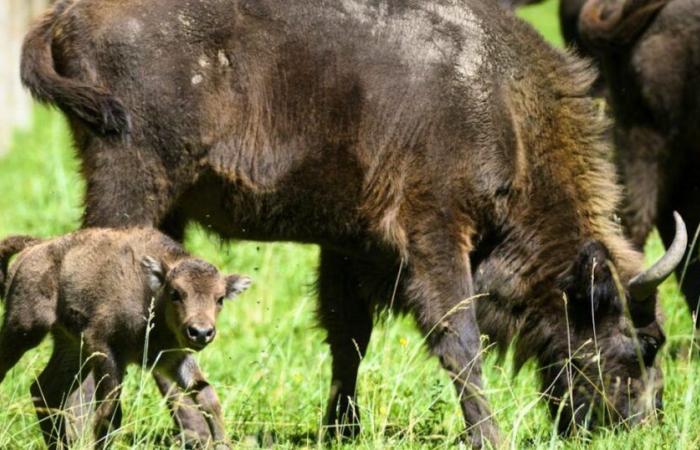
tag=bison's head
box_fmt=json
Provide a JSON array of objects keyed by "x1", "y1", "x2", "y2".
[
  {"x1": 578, "y1": 0, "x2": 670, "y2": 50},
  {"x1": 544, "y1": 213, "x2": 686, "y2": 433},
  {"x1": 141, "y1": 256, "x2": 252, "y2": 351}
]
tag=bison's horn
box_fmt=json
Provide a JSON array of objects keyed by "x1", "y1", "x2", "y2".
[
  {"x1": 579, "y1": 0, "x2": 671, "y2": 48},
  {"x1": 629, "y1": 212, "x2": 687, "y2": 302},
  {"x1": 579, "y1": 0, "x2": 626, "y2": 41}
]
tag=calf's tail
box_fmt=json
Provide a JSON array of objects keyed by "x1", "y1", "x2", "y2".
[
  {"x1": 0, "y1": 236, "x2": 43, "y2": 298},
  {"x1": 20, "y1": 1, "x2": 130, "y2": 136}
]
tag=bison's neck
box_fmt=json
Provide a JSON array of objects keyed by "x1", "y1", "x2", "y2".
[{"x1": 473, "y1": 54, "x2": 640, "y2": 366}]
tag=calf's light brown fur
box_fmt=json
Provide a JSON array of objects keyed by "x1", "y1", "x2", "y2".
[{"x1": 0, "y1": 228, "x2": 251, "y2": 449}]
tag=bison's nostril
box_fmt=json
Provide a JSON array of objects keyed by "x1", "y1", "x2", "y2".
[
  {"x1": 186, "y1": 326, "x2": 199, "y2": 340},
  {"x1": 186, "y1": 325, "x2": 215, "y2": 344}
]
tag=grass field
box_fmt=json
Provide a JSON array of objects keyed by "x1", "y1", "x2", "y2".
[{"x1": 1, "y1": 1, "x2": 699, "y2": 448}]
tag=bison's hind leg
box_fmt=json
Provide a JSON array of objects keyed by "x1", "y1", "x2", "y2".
[
  {"x1": 80, "y1": 140, "x2": 176, "y2": 229},
  {"x1": 0, "y1": 285, "x2": 53, "y2": 383},
  {"x1": 31, "y1": 337, "x2": 83, "y2": 450},
  {"x1": 318, "y1": 248, "x2": 374, "y2": 440},
  {"x1": 0, "y1": 320, "x2": 47, "y2": 383}
]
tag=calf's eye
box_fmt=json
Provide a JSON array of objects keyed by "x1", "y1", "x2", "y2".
[
  {"x1": 217, "y1": 296, "x2": 225, "y2": 307},
  {"x1": 170, "y1": 289, "x2": 182, "y2": 302}
]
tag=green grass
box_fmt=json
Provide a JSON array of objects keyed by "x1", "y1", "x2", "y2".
[{"x1": 1, "y1": 2, "x2": 699, "y2": 448}]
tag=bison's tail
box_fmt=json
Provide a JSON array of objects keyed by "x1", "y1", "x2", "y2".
[
  {"x1": 20, "y1": 2, "x2": 130, "y2": 136},
  {"x1": 0, "y1": 236, "x2": 43, "y2": 299}
]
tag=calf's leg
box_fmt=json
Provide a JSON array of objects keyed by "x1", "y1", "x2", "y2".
[
  {"x1": 162, "y1": 355, "x2": 229, "y2": 448},
  {"x1": 153, "y1": 371, "x2": 213, "y2": 445},
  {"x1": 90, "y1": 348, "x2": 125, "y2": 449},
  {"x1": 318, "y1": 248, "x2": 373, "y2": 439},
  {"x1": 0, "y1": 281, "x2": 54, "y2": 382},
  {"x1": 0, "y1": 322, "x2": 47, "y2": 383},
  {"x1": 31, "y1": 341, "x2": 82, "y2": 450},
  {"x1": 80, "y1": 141, "x2": 173, "y2": 228}
]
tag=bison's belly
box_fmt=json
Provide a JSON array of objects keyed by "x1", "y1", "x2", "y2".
[{"x1": 177, "y1": 170, "x2": 369, "y2": 245}]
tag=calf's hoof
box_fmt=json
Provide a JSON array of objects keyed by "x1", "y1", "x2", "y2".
[{"x1": 462, "y1": 422, "x2": 501, "y2": 449}]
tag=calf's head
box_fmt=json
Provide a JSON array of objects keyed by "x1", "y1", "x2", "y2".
[
  {"x1": 546, "y1": 213, "x2": 686, "y2": 432},
  {"x1": 142, "y1": 256, "x2": 252, "y2": 350}
]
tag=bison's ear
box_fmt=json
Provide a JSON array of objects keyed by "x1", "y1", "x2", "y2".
[
  {"x1": 566, "y1": 240, "x2": 620, "y2": 318},
  {"x1": 141, "y1": 256, "x2": 167, "y2": 292},
  {"x1": 225, "y1": 274, "x2": 252, "y2": 299}
]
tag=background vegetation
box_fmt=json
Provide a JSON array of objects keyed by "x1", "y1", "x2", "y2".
[{"x1": 1, "y1": 1, "x2": 698, "y2": 448}]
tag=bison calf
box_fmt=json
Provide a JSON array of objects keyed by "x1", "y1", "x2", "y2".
[{"x1": 0, "y1": 228, "x2": 251, "y2": 449}]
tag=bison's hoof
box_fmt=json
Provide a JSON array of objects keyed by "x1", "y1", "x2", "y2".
[{"x1": 323, "y1": 418, "x2": 362, "y2": 441}]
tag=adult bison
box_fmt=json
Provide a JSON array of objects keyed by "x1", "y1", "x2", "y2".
[
  {"x1": 578, "y1": 0, "x2": 700, "y2": 322},
  {"x1": 21, "y1": 0, "x2": 686, "y2": 446}
]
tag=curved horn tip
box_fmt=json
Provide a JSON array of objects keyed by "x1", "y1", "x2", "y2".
[
  {"x1": 628, "y1": 212, "x2": 688, "y2": 302},
  {"x1": 671, "y1": 211, "x2": 688, "y2": 255}
]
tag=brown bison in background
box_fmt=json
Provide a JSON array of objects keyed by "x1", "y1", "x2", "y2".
[
  {"x1": 577, "y1": 0, "x2": 700, "y2": 322},
  {"x1": 20, "y1": 0, "x2": 688, "y2": 446}
]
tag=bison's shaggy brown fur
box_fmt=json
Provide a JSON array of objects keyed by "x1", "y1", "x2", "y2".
[{"x1": 20, "y1": 0, "x2": 686, "y2": 446}]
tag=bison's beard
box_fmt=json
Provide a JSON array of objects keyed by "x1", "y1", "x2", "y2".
[{"x1": 540, "y1": 346, "x2": 663, "y2": 434}]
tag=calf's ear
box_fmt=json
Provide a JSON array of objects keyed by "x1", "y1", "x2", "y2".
[
  {"x1": 141, "y1": 256, "x2": 166, "y2": 292},
  {"x1": 225, "y1": 274, "x2": 252, "y2": 299},
  {"x1": 565, "y1": 240, "x2": 620, "y2": 318}
]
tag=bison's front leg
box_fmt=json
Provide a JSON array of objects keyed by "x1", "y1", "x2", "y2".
[
  {"x1": 405, "y1": 232, "x2": 500, "y2": 448},
  {"x1": 154, "y1": 371, "x2": 214, "y2": 446},
  {"x1": 90, "y1": 347, "x2": 125, "y2": 449},
  {"x1": 318, "y1": 248, "x2": 373, "y2": 440},
  {"x1": 161, "y1": 355, "x2": 230, "y2": 449}
]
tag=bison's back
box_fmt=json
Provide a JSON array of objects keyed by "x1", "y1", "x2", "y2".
[
  {"x1": 49, "y1": 0, "x2": 584, "y2": 242},
  {"x1": 52, "y1": 0, "x2": 529, "y2": 143}
]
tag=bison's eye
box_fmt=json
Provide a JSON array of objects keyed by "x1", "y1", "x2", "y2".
[
  {"x1": 217, "y1": 296, "x2": 225, "y2": 307},
  {"x1": 640, "y1": 334, "x2": 662, "y2": 366},
  {"x1": 170, "y1": 289, "x2": 182, "y2": 303}
]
